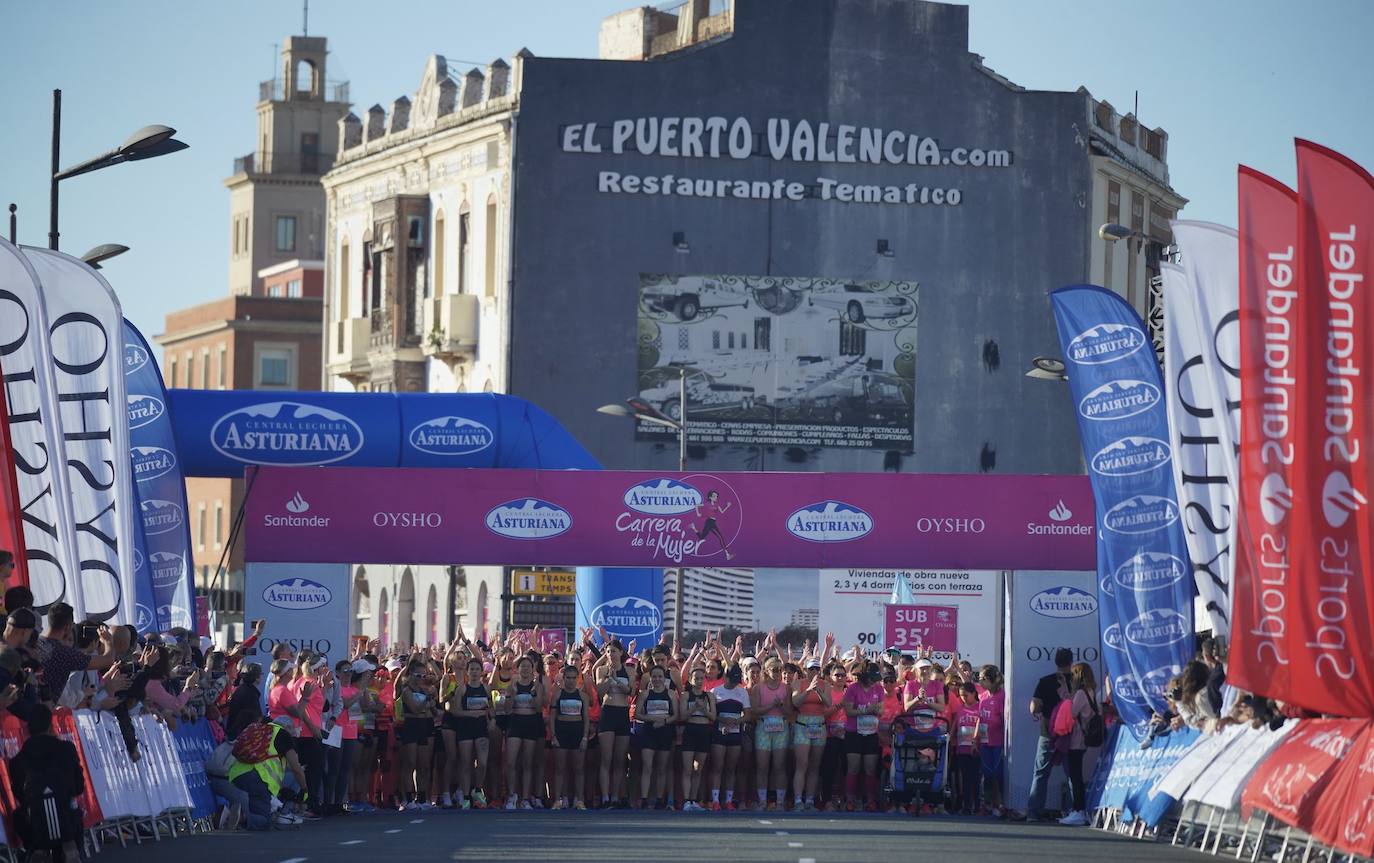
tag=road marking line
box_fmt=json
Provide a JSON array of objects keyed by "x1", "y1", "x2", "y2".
[
  {"x1": 788, "y1": 842, "x2": 804, "y2": 848},
  {"x1": 385, "y1": 829, "x2": 402, "y2": 834},
  {"x1": 279, "y1": 858, "x2": 308, "y2": 863},
  {"x1": 410, "y1": 818, "x2": 425, "y2": 824},
  {"x1": 340, "y1": 840, "x2": 365, "y2": 846},
  {"x1": 758, "y1": 819, "x2": 773, "y2": 825},
  {"x1": 800, "y1": 858, "x2": 817, "y2": 863}
]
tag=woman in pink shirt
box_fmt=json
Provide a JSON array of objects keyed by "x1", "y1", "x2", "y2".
[
  {"x1": 144, "y1": 645, "x2": 201, "y2": 721},
  {"x1": 267, "y1": 659, "x2": 302, "y2": 735},
  {"x1": 289, "y1": 654, "x2": 327, "y2": 817},
  {"x1": 977, "y1": 665, "x2": 1007, "y2": 817},
  {"x1": 841, "y1": 661, "x2": 885, "y2": 812},
  {"x1": 952, "y1": 683, "x2": 981, "y2": 815}
]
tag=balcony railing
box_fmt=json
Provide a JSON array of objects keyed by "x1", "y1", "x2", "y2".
[
  {"x1": 259, "y1": 78, "x2": 350, "y2": 103},
  {"x1": 422, "y1": 293, "x2": 480, "y2": 358},
  {"x1": 230, "y1": 151, "x2": 335, "y2": 176}
]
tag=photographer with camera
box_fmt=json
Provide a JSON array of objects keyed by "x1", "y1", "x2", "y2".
[
  {"x1": 38, "y1": 603, "x2": 119, "y2": 702},
  {"x1": 57, "y1": 622, "x2": 130, "y2": 711}
]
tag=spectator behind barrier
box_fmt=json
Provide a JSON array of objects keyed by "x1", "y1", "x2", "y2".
[
  {"x1": 1012, "y1": 646, "x2": 1074, "y2": 822},
  {"x1": 39, "y1": 603, "x2": 118, "y2": 701},
  {"x1": 0, "y1": 549, "x2": 13, "y2": 595},
  {"x1": 8, "y1": 703, "x2": 84, "y2": 862}
]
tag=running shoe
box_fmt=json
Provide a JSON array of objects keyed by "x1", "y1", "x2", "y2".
[
  {"x1": 418, "y1": 801, "x2": 435, "y2": 811},
  {"x1": 723, "y1": 801, "x2": 736, "y2": 812},
  {"x1": 573, "y1": 800, "x2": 587, "y2": 811},
  {"x1": 520, "y1": 800, "x2": 534, "y2": 811},
  {"x1": 709, "y1": 802, "x2": 722, "y2": 812},
  {"x1": 441, "y1": 792, "x2": 453, "y2": 808},
  {"x1": 552, "y1": 798, "x2": 567, "y2": 810},
  {"x1": 766, "y1": 801, "x2": 778, "y2": 812},
  {"x1": 505, "y1": 795, "x2": 518, "y2": 811},
  {"x1": 471, "y1": 790, "x2": 487, "y2": 808},
  {"x1": 1058, "y1": 810, "x2": 1088, "y2": 826},
  {"x1": 459, "y1": 798, "x2": 472, "y2": 810},
  {"x1": 864, "y1": 801, "x2": 878, "y2": 813},
  {"x1": 530, "y1": 798, "x2": 545, "y2": 810}
]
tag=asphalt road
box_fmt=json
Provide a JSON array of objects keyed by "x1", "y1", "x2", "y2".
[{"x1": 92, "y1": 810, "x2": 1204, "y2": 863}]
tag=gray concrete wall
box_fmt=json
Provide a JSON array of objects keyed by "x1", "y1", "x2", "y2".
[{"x1": 510, "y1": 0, "x2": 1090, "y2": 476}]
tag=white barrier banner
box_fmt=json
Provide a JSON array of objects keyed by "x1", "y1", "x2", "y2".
[
  {"x1": 1190, "y1": 720, "x2": 1297, "y2": 809},
  {"x1": 23, "y1": 248, "x2": 137, "y2": 624},
  {"x1": 1151, "y1": 723, "x2": 1246, "y2": 800},
  {"x1": 0, "y1": 239, "x2": 82, "y2": 614}
]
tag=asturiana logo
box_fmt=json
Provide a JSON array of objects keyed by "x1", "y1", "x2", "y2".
[
  {"x1": 409, "y1": 415, "x2": 494, "y2": 456},
  {"x1": 131, "y1": 446, "x2": 177, "y2": 482},
  {"x1": 485, "y1": 498, "x2": 572, "y2": 540},
  {"x1": 1125, "y1": 608, "x2": 1190, "y2": 648},
  {"x1": 1103, "y1": 622, "x2": 1126, "y2": 653},
  {"x1": 1113, "y1": 551, "x2": 1187, "y2": 592},
  {"x1": 1142, "y1": 666, "x2": 1180, "y2": 701},
  {"x1": 1104, "y1": 495, "x2": 1179, "y2": 535},
  {"x1": 1091, "y1": 436, "x2": 1171, "y2": 477},
  {"x1": 134, "y1": 603, "x2": 155, "y2": 632},
  {"x1": 149, "y1": 551, "x2": 185, "y2": 588},
  {"x1": 133, "y1": 547, "x2": 145, "y2": 574},
  {"x1": 124, "y1": 342, "x2": 150, "y2": 375},
  {"x1": 263, "y1": 577, "x2": 332, "y2": 611},
  {"x1": 1066, "y1": 323, "x2": 1146, "y2": 365},
  {"x1": 1113, "y1": 673, "x2": 1146, "y2": 704},
  {"x1": 1078, "y1": 380, "x2": 1162, "y2": 422},
  {"x1": 589, "y1": 596, "x2": 662, "y2": 639},
  {"x1": 127, "y1": 394, "x2": 165, "y2": 430},
  {"x1": 623, "y1": 479, "x2": 702, "y2": 515},
  {"x1": 1028, "y1": 586, "x2": 1098, "y2": 619},
  {"x1": 210, "y1": 401, "x2": 364, "y2": 466},
  {"x1": 140, "y1": 499, "x2": 185, "y2": 535},
  {"x1": 786, "y1": 501, "x2": 874, "y2": 542}
]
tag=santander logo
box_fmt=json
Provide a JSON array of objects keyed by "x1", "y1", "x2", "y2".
[
  {"x1": 1321, "y1": 472, "x2": 1366, "y2": 529},
  {"x1": 1260, "y1": 473, "x2": 1295, "y2": 526},
  {"x1": 286, "y1": 492, "x2": 310, "y2": 514},
  {"x1": 1048, "y1": 501, "x2": 1072, "y2": 522}
]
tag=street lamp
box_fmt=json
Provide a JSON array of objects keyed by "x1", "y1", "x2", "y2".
[
  {"x1": 1025, "y1": 355, "x2": 1068, "y2": 382},
  {"x1": 598, "y1": 367, "x2": 689, "y2": 641},
  {"x1": 80, "y1": 243, "x2": 129, "y2": 270},
  {"x1": 49, "y1": 89, "x2": 188, "y2": 249}
]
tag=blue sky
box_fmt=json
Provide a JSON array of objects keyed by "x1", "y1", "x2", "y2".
[{"x1": 2, "y1": 1, "x2": 1370, "y2": 346}]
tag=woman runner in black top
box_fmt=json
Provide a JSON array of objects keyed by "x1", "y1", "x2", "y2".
[
  {"x1": 678, "y1": 665, "x2": 716, "y2": 811},
  {"x1": 595, "y1": 640, "x2": 634, "y2": 808},
  {"x1": 636, "y1": 664, "x2": 677, "y2": 809},
  {"x1": 504, "y1": 657, "x2": 545, "y2": 809},
  {"x1": 548, "y1": 664, "x2": 590, "y2": 810},
  {"x1": 446, "y1": 658, "x2": 492, "y2": 809}
]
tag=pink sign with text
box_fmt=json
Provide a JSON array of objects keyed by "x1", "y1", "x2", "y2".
[
  {"x1": 244, "y1": 467, "x2": 1095, "y2": 570},
  {"x1": 884, "y1": 604, "x2": 958, "y2": 652}
]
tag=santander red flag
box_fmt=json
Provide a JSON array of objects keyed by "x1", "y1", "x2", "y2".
[
  {"x1": 1232, "y1": 167, "x2": 1299, "y2": 703},
  {"x1": 1240, "y1": 718, "x2": 1366, "y2": 825},
  {"x1": 1291, "y1": 140, "x2": 1374, "y2": 716},
  {"x1": 1306, "y1": 720, "x2": 1374, "y2": 858}
]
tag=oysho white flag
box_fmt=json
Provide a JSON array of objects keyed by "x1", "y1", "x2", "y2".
[
  {"x1": 0, "y1": 239, "x2": 83, "y2": 614},
  {"x1": 22, "y1": 247, "x2": 137, "y2": 626},
  {"x1": 1162, "y1": 220, "x2": 1241, "y2": 637}
]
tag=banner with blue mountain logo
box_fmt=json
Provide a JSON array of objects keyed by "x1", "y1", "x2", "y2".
[
  {"x1": 1051, "y1": 285, "x2": 1194, "y2": 736},
  {"x1": 576, "y1": 567, "x2": 664, "y2": 647},
  {"x1": 123, "y1": 320, "x2": 194, "y2": 632}
]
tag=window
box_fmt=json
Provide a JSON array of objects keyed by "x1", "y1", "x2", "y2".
[
  {"x1": 712, "y1": 331, "x2": 720, "y2": 350},
  {"x1": 458, "y1": 209, "x2": 470, "y2": 293},
  {"x1": 678, "y1": 329, "x2": 690, "y2": 350},
  {"x1": 432, "y1": 213, "x2": 445, "y2": 296},
  {"x1": 232, "y1": 219, "x2": 240, "y2": 257},
  {"x1": 217, "y1": 345, "x2": 227, "y2": 388},
  {"x1": 753, "y1": 317, "x2": 771, "y2": 351},
  {"x1": 267, "y1": 283, "x2": 283, "y2": 298},
  {"x1": 740, "y1": 332, "x2": 747, "y2": 349},
  {"x1": 214, "y1": 501, "x2": 224, "y2": 547},
  {"x1": 339, "y1": 240, "x2": 351, "y2": 318},
  {"x1": 255, "y1": 345, "x2": 295, "y2": 388},
  {"x1": 168, "y1": 357, "x2": 177, "y2": 388},
  {"x1": 839, "y1": 322, "x2": 867, "y2": 356},
  {"x1": 727, "y1": 332, "x2": 735, "y2": 349},
  {"x1": 485, "y1": 197, "x2": 498, "y2": 297},
  {"x1": 200, "y1": 349, "x2": 209, "y2": 389},
  {"x1": 286, "y1": 279, "x2": 302, "y2": 298},
  {"x1": 275, "y1": 216, "x2": 297, "y2": 252},
  {"x1": 197, "y1": 504, "x2": 206, "y2": 549},
  {"x1": 185, "y1": 353, "x2": 194, "y2": 389}
]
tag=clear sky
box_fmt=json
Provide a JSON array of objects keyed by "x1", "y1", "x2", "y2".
[{"x1": 2, "y1": 0, "x2": 1371, "y2": 346}]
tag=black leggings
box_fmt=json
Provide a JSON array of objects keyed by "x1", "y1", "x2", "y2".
[
  {"x1": 955, "y1": 753, "x2": 979, "y2": 812},
  {"x1": 819, "y1": 737, "x2": 845, "y2": 802},
  {"x1": 694, "y1": 518, "x2": 727, "y2": 549},
  {"x1": 1067, "y1": 749, "x2": 1087, "y2": 812},
  {"x1": 296, "y1": 735, "x2": 326, "y2": 810}
]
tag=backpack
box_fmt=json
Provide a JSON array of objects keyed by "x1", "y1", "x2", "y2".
[
  {"x1": 231, "y1": 722, "x2": 276, "y2": 764},
  {"x1": 206, "y1": 740, "x2": 237, "y2": 777},
  {"x1": 22, "y1": 751, "x2": 78, "y2": 847},
  {"x1": 1080, "y1": 693, "x2": 1105, "y2": 747}
]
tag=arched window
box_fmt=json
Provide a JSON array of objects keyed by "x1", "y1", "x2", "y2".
[
  {"x1": 426, "y1": 584, "x2": 438, "y2": 645},
  {"x1": 296, "y1": 59, "x2": 316, "y2": 95},
  {"x1": 338, "y1": 236, "x2": 351, "y2": 320},
  {"x1": 398, "y1": 568, "x2": 416, "y2": 646},
  {"x1": 378, "y1": 587, "x2": 390, "y2": 646},
  {"x1": 432, "y1": 209, "x2": 445, "y2": 297},
  {"x1": 351, "y1": 566, "x2": 370, "y2": 637},
  {"x1": 485, "y1": 194, "x2": 498, "y2": 297}
]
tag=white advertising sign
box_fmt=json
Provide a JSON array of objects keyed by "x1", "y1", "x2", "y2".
[
  {"x1": 818, "y1": 569, "x2": 1002, "y2": 666},
  {"x1": 245, "y1": 562, "x2": 352, "y2": 665},
  {"x1": 1152, "y1": 723, "x2": 1246, "y2": 800},
  {"x1": 1004, "y1": 569, "x2": 1101, "y2": 812},
  {"x1": 1190, "y1": 720, "x2": 1296, "y2": 809},
  {"x1": 0, "y1": 240, "x2": 81, "y2": 614}
]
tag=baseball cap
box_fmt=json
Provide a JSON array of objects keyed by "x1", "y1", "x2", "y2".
[
  {"x1": 740, "y1": 656, "x2": 760, "y2": 667},
  {"x1": 915, "y1": 659, "x2": 933, "y2": 670},
  {"x1": 805, "y1": 659, "x2": 821, "y2": 670},
  {"x1": 385, "y1": 659, "x2": 403, "y2": 671},
  {"x1": 351, "y1": 659, "x2": 376, "y2": 675}
]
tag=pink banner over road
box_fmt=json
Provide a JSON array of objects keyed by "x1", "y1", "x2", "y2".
[
  {"x1": 243, "y1": 467, "x2": 1095, "y2": 570},
  {"x1": 884, "y1": 604, "x2": 958, "y2": 652}
]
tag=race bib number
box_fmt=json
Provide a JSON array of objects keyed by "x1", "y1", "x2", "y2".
[
  {"x1": 763, "y1": 715, "x2": 785, "y2": 734},
  {"x1": 646, "y1": 700, "x2": 670, "y2": 718},
  {"x1": 514, "y1": 693, "x2": 533, "y2": 708},
  {"x1": 828, "y1": 721, "x2": 846, "y2": 737},
  {"x1": 958, "y1": 723, "x2": 976, "y2": 746},
  {"x1": 348, "y1": 703, "x2": 364, "y2": 722},
  {"x1": 465, "y1": 696, "x2": 488, "y2": 711},
  {"x1": 805, "y1": 722, "x2": 825, "y2": 740},
  {"x1": 857, "y1": 715, "x2": 879, "y2": 736},
  {"x1": 559, "y1": 699, "x2": 581, "y2": 717},
  {"x1": 719, "y1": 712, "x2": 742, "y2": 734}
]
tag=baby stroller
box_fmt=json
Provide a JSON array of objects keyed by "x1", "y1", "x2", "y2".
[{"x1": 888, "y1": 712, "x2": 948, "y2": 810}]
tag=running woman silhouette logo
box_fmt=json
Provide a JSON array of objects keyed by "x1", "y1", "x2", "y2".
[{"x1": 682, "y1": 489, "x2": 735, "y2": 560}]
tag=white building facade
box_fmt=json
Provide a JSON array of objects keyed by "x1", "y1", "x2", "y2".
[{"x1": 663, "y1": 567, "x2": 756, "y2": 633}]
